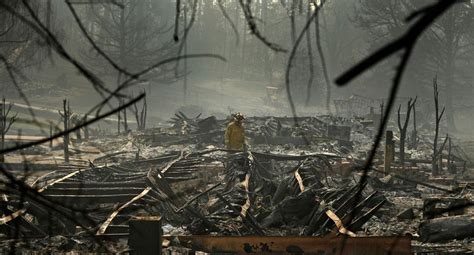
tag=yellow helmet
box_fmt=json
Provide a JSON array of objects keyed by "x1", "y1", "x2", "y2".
[{"x1": 233, "y1": 112, "x2": 245, "y2": 121}]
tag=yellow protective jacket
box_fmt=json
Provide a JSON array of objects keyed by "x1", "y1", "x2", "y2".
[{"x1": 224, "y1": 121, "x2": 245, "y2": 150}]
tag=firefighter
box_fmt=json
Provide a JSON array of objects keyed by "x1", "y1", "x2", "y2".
[{"x1": 224, "y1": 113, "x2": 246, "y2": 151}]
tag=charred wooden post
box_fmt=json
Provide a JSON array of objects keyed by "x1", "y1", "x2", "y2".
[
  {"x1": 128, "y1": 216, "x2": 162, "y2": 255},
  {"x1": 432, "y1": 77, "x2": 445, "y2": 176},
  {"x1": 397, "y1": 97, "x2": 417, "y2": 169},
  {"x1": 384, "y1": 130, "x2": 394, "y2": 172},
  {"x1": 0, "y1": 97, "x2": 17, "y2": 163}
]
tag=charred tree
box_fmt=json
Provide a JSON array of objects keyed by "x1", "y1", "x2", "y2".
[
  {"x1": 132, "y1": 93, "x2": 147, "y2": 130},
  {"x1": 49, "y1": 122, "x2": 53, "y2": 148},
  {"x1": 304, "y1": 1, "x2": 315, "y2": 106},
  {"x1": 432, "y1": 77, "x2": 445, "y2": 176},
  {"x1": 58, "y1": 99, "x2": 71, "y2": 163},
  {"x1": 122, "y1": 98, "x2": 128, "y2": 133},
  {"x1": 397, "y1": 97, "x2": 417, "y2": 169},
  {"x1": 117, "y1": 101, "x2": 121, "y2": 135},
  {"x1": 409, "y1": 102, "x2": 418, "y2": 149},
  {"x1": 83, "y1": 114, "x2": 89, "y2": 140},
  {"x1": 0, "y1": 97, "x2": 17, "y2": 163}
]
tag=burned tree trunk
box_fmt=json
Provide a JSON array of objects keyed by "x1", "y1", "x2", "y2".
[
  {"x1": 118, "y1": 100, "x2": 122, "y2": 135},
  {"x1": 304, "y1": 0, "x2": 314, "y2": 106},
  {"x1": 397, "y1": 97, "x2": 417, "y2": 169},
  {"x1": 0, "y1": 98, "x2": 17, "y2": 163},
  {"x1": 132, "y1": 93, "x2": 147, "y2": 130},
  {"x1": 409, "y1": 103, "x2": 418, "y2": 149},
  {"x1": 384, "y1": 130, "x2": 394, "y2": 173},
  {"x1": 447, "y1": 136, "x2": 455, "y2": 174},
  {"x1": 432, "y1": 77, "x2": 445, "y2": 176},
  {"x1": 58, "y1": 99, "x2": 70, "y2": 163},
  {"x1": 49, "y1": 122, "x2": 53, "y2": 148},
  {"x1": 379, "y1": 101, "x2": 384, "y2": 126},
  {"x1": 122, "y1": 99, "x2": 128, "y2": 133},
  {"x1": 83, "y1": 114, "x2": 89, "y2": 140}
]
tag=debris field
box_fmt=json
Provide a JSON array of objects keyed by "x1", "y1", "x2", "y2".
[{"x1": 0, "y1": 112, "x2": 473, "y2": 254}]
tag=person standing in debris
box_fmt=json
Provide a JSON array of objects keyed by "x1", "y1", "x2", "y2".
[{"x1": 225, "y1": 113, "x2": 246, "y2": 151}]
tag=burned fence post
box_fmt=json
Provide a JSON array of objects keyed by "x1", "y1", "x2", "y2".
[
  {"x1": 0, "y1": 97, "x2": 17, "y2": 163},
  {"x1": 128, "y1": 216, "x2": 162, "y2": 255},
  {"x1": 384, "y1": 130, "x2": 394, "y2": 172},
  {"x1": 58, "y1": 99, "x2": 70, "y2": 163}
]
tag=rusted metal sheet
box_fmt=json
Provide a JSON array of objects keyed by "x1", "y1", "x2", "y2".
[{"x1": 171, "y1": 235, "x2": 411, "y2": 255}]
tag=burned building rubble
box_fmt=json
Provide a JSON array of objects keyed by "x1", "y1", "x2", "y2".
[{"x1": 0, "y1": 113, "x2": 472, "y2": 254}]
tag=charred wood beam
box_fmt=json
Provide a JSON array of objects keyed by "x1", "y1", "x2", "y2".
[
  {"x1": 371, "y1": 168, "x2": 453, "y2": 193},
  {"x1": 349, "y1": 200, "x2": 386, "y2": 231},
  {"x1": 175, "y1": 183, "x2": 221, "y2": 213},
  {"x1": 341, "y1": 191, "x2": 379, "y2": 226},
  {"x1": 96, "y1": 187, "x2": 152, "y2": 235},
  {"x1": 40, "y1": 187, "x2": 148, "y2": 196},
  {"x1": 51, "y1": 181, "x2": 147, "y2": 189},
  {"x1": 41, "y1": 194, "x2": 148, "y2": 204},
  {"x1": 252, "y1": 151, "x2": 340, "y2": 161},
  {"x1": 319, "y1": 188, "x2": 366, "y2": 235},
  {"x1": 331, "y1": 184, "x2": 363, "y2": 210},
  {"x1": 215, "y1": 193, "x2": 265, "y2": 236},
  {"x1": 38, "y1": 168, "x2": 90, "y2": 192},
  {"x1": 147, "y1": 162, "x2": 217, "y2": 231},
  {"x1": 161, "y1": 153, "x2": 186, "y2": 173}
]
